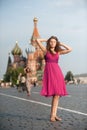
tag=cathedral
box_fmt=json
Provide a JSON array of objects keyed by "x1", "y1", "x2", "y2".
[{"x1": 6, "y1": 17, "x2": 45, "y2": 84}]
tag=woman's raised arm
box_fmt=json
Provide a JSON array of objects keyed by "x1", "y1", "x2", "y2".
[
  {"x1": 59, "y1": 42, "x2": 72, "y2": 55},
  {"x1": 36, "y1": 39, "x2": 47, "y2": 54}
]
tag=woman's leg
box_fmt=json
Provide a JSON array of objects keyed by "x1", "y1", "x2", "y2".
[
  {"x1": 26, "y1": 79, "x2": 31, "y2": 96},
  {"x1": 50, "y1": 95, "x2": 61, "y2": 122}
]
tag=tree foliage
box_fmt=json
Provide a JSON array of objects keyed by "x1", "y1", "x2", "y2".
[
  {"x1": 65, "y1": 71, "x2": 74, "y2": 82},
  {"x1": 3, "y1": 67, "x2": 24, "y2": 85}
]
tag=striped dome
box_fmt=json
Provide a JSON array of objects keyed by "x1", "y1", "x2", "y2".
[{"x1": 11, "y1": 41, "x2": 22, "y2": 55}]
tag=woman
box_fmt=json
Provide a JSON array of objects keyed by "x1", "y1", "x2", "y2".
[
  {"x1": 24, "y1": 67, "x2": 32, "y2": 96},
  {"x1": 36, "y1": 36, "x2": 72, "y2": 122}
]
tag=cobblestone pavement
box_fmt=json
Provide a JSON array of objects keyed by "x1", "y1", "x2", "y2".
[{"x1": 0, "y1": 84, "x2": 87, "y2": 130}]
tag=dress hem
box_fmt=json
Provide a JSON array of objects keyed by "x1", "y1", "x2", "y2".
[{"x1": 40, "y1": 93, "x2": 68, "y2": 97}]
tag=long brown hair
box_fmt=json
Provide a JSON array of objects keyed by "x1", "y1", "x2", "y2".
[{"x1": 46, "y1": 36, "x2": 61, "y2": 54}]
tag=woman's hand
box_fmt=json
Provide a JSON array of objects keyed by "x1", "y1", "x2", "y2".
[{"x1": 59, "y1": 42, "x2": 72, "y2": 55}]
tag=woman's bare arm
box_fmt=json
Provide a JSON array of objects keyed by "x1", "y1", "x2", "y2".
[
  {"x1": 36, "y1": 39, "x2": 47, "y2": 54},
  {"x1": 59, "y1": 42, "x2": 72, "y2": 55}
]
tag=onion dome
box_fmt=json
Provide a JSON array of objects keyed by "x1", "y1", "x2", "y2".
[
  {"x1": 11, "y1": 41, "x2": 22, "y2": 55},
  {"x1": 25, "y1": 43, "x2": 35, "y2": 55}
]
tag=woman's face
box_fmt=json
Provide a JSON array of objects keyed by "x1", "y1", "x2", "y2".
[{"x1": 49, "y1": 38, "x2": 57, "y2": 48}]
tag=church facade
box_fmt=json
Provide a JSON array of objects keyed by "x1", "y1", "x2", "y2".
[{"x1": 6, "y1": 17, "x2": 45, "y2": 85}]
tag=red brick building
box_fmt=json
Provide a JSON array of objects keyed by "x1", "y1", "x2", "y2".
[{"x1": 26, "y1": 17, "x2": 45, "y2": 82}]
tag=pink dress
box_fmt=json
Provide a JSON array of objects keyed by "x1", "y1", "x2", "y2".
[{"x1": 41, "y1": 51, "x2": 68, "y2": 97}]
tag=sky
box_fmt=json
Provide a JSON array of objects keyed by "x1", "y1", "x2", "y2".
[{"x1": 0, "y1": 0, "x2": 87, "y2": 79}]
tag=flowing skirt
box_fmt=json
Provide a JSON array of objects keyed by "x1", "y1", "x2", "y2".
[{"x1": 41, "y1": 62, "x2": 68, "y2": 97}]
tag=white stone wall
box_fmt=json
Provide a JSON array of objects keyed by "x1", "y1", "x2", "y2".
[{"x1": 74, "y1": 77, "x2": 87, "y2": 84}]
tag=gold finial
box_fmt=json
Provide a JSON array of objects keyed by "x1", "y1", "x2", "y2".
[
  {"x1": 16, "y1": 41, "x2": 18, "y2": 44},
  {"x1": 33, "y1": 17, "x2": 38, "y2": 27},
  {"x1": 33, "y1": 17, "x2": 38, "y2": 23}
]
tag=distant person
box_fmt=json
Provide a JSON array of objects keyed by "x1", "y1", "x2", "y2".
[
  {"x1": 77, "y1": 78, "x2": 80, "y2": 84},
  {"x1": 36, "y1": 36, "x2": 72, "y2": 122},
  {"x1": 33, "y1": 80, "x2": 37, "y2": 87},
  {"x1": 20, "y1": 74, "x2": 26, "y2": 92},
  {"x1": 16, "y1": 79, "x2": 19, "y2": 89},
  {"x1": 24, "y1": 67, "x2": 32, "y2": 96},
  {"x1": 17, "y1": 73, "x2": 22, "y2": 92}
]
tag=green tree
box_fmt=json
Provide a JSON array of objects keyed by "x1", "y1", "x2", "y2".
[
  {"x1": 4, "y1": 66, "x2": 24, "y2": 86},
  {"x1": 65, "y1": 71, "x2": 74, "y2": 82}
]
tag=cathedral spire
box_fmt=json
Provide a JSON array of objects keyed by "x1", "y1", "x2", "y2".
[
  {"x1": 31, "y1": 17, "x2": 40, "y2": 48},
  {"x1": 6, "y1": 53, "x2": 12, "y2": 73}
]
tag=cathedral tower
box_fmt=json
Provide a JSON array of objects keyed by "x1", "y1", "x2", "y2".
[{"x1": 31, "y1": 17, "x2": 41, "y2": 50}]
